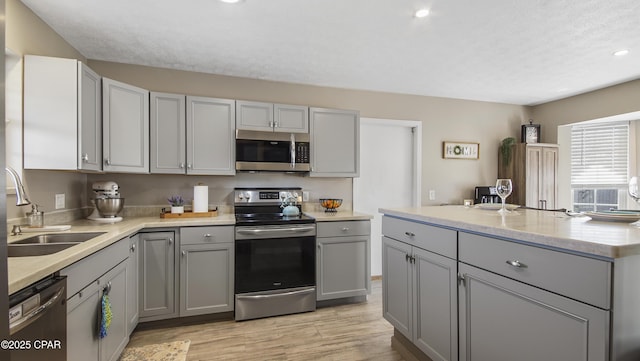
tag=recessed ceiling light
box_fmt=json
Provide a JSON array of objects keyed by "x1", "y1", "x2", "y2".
[
  {"x1": 613, "y1": 49, "x2": 629, "y2": 57},
  {"x1": 415, "y1": 8, "x2": 430, "y2": 18},
  {"x1": 220, "y1": 0, "x2": 242, "y2": 3}
]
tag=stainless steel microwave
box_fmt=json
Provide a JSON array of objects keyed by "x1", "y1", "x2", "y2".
[{"x1": 235, "y1": 130, "x2": 310, "y2": 172}]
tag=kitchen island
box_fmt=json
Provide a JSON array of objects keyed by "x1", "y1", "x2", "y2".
[{"x1": 379, "y1": 205, "x2": 640, "y2": 361}]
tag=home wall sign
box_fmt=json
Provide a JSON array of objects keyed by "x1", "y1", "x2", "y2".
[{"x1": 442, "y1": 141, "x2": 479, "y2": 159}]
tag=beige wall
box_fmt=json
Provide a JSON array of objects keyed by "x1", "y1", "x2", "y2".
[
  {"x1": 8, "y1": 0, "x2": 533, "y2": 221},
  {"x1": 5, "y1": 0, "x2": 87, "y2": 220},
  {"x1": 90, "y1": 60, "x2": 531, "y2": 205},
  {"x1": 531, "y1": 79, "x2": 640, "y2": 143}
]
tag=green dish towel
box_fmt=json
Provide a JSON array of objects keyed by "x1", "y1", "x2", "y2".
[{"x1": 99, "y1": 293, "x2": 112, "y2": 339}]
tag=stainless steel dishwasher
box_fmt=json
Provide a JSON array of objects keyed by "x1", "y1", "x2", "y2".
[{"x1": 8, "y1": 276, "x2": 66, "y2": 361}]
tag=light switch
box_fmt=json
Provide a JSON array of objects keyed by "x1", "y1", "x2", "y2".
[
  {"x1": 303, "y1": 191, "x2": 309, "y2": 202},
  {"x1": 55, "y1": 194, "x2": 65, "y2": 209}
]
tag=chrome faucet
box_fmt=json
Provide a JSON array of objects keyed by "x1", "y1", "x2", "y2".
[{"x1": 5, "y1": 166, "x2": 31, "y2": 206}]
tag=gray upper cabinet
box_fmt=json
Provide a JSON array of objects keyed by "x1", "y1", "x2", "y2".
[
  {"x1": 237, "y1": 100, "x2": 309, "y2": 133},
  {"x1": 24, "y1": 55, "x2": 102, "y2": 171},
  {"x1": 151, "y1": 93, "x2": 235, "y2": 175},
  {"x1": 102, "y1": 77, "x2": 149, "y2": 173},
  {"x1": 186, "y1": 96, "x2": 236, "y2": 175},
  {"x1": 309, "y1": 107, "x2": 360, "y2": 177},
  {"x1": 274, "y1": 104, "x2": 309, "y2": 133},
  {"x1": 150, "y1": 92, "x2": 186, "y2": 174}
]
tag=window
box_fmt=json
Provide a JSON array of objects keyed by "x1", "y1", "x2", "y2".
[{"x1": 570, "y1": 122, "x2": 629, "y2": 212}]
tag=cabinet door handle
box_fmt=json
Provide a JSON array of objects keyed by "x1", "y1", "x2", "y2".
[
  {"x1": 187, "y1": 163, "x2": 192, "y2": 169},
  {"x1": 104, "y1": 158, "x2": 111, "y2": 165},
  {"x1": 82, "y1": 153, "x2": 89, "y2": 162},
  {"x1": 405, "y1": 254, "x2": 410, "y2": 262},
  {"x1": 168, "y1": 238, "x2": 173, "y2": 244},
  {"x1": 131, "y1": 244, "x2": 136, "y2": 252},
  {"x1": 506, "y1": 260, "x2": 528, "y2": 268},
  {"x1": 182, "y1": 250, "x2": 186, "y2": 257},
  {"x1": 103, "y1": 282, "x2": 112, "y2": 295},
  {"x1": 404, "y1": 231, "x2": 415, "y2": 237},
  {"x1": 179, "y1": 162, "x2": 185, "y2": 169}
]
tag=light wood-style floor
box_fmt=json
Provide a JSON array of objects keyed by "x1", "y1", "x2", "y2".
[{"x1": 125, "y1": 280, "x2": 404, "y2": 360}]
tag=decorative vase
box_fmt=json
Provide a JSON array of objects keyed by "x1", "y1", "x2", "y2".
[{"x1": 171, "y1": 206, "x2": 184, "y2": 214}]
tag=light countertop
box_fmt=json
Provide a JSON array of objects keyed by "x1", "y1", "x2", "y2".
[
  {"x1": 7, "y1": 211, "x2": 371, "y2": 295},
  {"x1": 379, "y1": 206, "x2": 640, "y2": 260},
  {"x1": 306, "y1": 210, "x2": 373, "y2": 221}
]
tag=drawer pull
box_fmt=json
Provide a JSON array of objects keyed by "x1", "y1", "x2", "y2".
[
  {"x1": 404, "y1": 231, "x2": 415, "y2": 237},
  {"x1": 341, "y1": 227, "x2": 349, "y2": 231},
  {"x1": 204, "y1": 234, "x2": 212, "y2": 238},
  {"x1": 506, "y1": 260, "x2": 528, "y2": 268}
]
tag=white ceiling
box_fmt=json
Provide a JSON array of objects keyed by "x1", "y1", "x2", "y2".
[{"x1": 21, "y1": 0, "x2": 640, "y2": 106}]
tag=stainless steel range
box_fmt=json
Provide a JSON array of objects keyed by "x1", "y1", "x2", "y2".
[{"x1": 234, "y1": 187, "x2": 316, "y2": 321}]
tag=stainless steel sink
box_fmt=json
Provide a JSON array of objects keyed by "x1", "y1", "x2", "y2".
[
  {"x1": 8, "y1": 232, "x2": 107, "y2": 257},
  {"x1": 8, "y1": 243, "x2": 79, "y2": 257},
  {"x1": 11, "y1": 232, "x2": 106, "y2": 245}
]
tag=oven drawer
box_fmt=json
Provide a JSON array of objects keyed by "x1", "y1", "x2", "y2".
[
  {"x1": 317, "y1": 220, "x2": 370, "y2": 238},
  {"x1": 180, "y1": 226, "x2": 234, "y2": 245},
  {"x1": 459, "y1": 232, "x2": 611, "y2": 309}
]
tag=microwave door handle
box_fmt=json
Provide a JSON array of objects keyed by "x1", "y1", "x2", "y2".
[{"x1": 290, "y1": 133, "x2": 296, "y2": 169}]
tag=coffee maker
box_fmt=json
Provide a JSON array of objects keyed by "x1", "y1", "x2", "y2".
[{"x1": 474, "y1": 186, "x2": 501, "y2": 204}]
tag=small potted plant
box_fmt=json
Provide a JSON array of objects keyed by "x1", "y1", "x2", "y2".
[{"x1": 168, "y1": 195, "x2": 185, "y2": 214}]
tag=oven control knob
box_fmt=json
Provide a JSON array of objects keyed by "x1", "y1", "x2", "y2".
[
  {"x1": 238, "y1": 193, "x2": 244, "y2": 200},
  {"x1": 244, "y1": 192, "x2": 251, "y2": 201}
]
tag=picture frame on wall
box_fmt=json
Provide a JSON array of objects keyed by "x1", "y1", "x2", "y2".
[{"x1": 442, "y1": 141, "x2": 479, "y2": 159}]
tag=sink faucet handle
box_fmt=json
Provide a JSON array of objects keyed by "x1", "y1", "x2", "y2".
[{"x1": 11, "y1": 225, "x2": 22, "y2": 236}]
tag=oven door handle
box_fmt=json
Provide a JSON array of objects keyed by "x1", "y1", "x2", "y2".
[
  {"x1": 237, "y1": 226, "x2": 316, "y2": 235},
  {"x1": 236, "y1": 287, "x2": 315, "y2": 300},
  {"x1": 9, "y1": 285, "x2": 65, "y2": 336}
]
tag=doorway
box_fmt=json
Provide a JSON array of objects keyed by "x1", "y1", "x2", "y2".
[{"x1": 353, "y1": 117, "x2": 422, "y2": 276}]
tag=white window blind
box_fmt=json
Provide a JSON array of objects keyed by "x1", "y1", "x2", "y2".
[{"x1": 571, "y1": 122, "x2": 629, "y2": 185}]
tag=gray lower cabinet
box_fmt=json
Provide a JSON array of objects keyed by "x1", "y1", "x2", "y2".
[
  {"x1": 382, "y1": 236, "x2": 458, "y2": 361},
  {"x1": 63, "y1": 238, "x2": 130, "y2": 361},
  {"x1": 316, "y1": 221, "x2": 370, "y2": 301},
  {"x1": 382, "y1": 216, "x2": 458, "y2": 361},
  {"x1": 458, "y1": 231, "x2": 610, "y2": 361},
  {"x1": 458, "y1": 263, "x2": 608, "y2": 361},
  {"x1": 179, "y1": 226, "x2": 234, "y2": 316},
  {"x1": 138, "y1": 231, "x2": 177, "y2": 321},
  {"x1": 309, "y1": 107, "x2": 360, "y2": 177},
  {"x1": 102, "y1": 77, "x2": 149, "y2": 173},
  {"x1": 126, "y1": 234, "x2": 139, "y2": 335}
]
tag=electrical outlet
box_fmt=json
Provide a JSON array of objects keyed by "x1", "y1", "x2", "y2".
[
  {"x1": 302, "y1": 191, "x2": 309, "y2": 201},
  {"x1": 55, "y1": 194, "x2": 65, "y2": 209},
  {"x1": 428, "y1": 190, "x2": 436, "y2": 200}
]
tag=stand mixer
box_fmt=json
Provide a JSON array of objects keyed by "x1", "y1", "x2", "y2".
[{"x1": 88, "y1": 181, "x2": 125, "y2": 223}]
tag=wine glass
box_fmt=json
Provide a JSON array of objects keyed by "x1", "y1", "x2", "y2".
[{"x1": 495, "y1": 179, "x2": 513, "y2": 214}]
